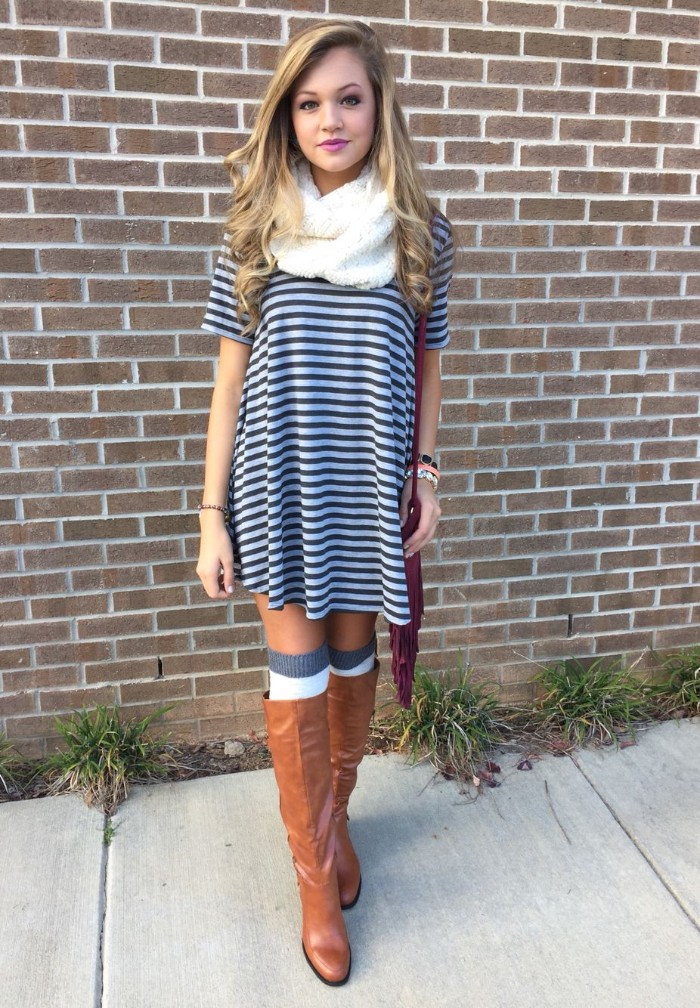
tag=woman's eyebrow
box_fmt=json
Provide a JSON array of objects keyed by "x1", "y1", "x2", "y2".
[{"x1": 295, "y1": 82, "x2": 363, "y2": 97}]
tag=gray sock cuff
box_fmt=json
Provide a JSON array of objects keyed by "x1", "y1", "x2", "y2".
[
  {"x1": 328, "y1": 634, "x2": 377, "y2": 672},
  {"x1": 268, "y1": 641, "x2": 330, "y2": 679}
]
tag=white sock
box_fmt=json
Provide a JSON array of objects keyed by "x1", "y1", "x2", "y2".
[
  {"x1": 268, "y1": 665, "x2": 329, "y2": 699},
  {"x1": 267, "y1": 642, "x2": 330, "y2": 700}
]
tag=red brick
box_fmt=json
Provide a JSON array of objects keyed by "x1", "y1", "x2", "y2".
[
  {"x1": 0, "y1": 91, "x2": 63, "y2": 121},
  {"x1": 76, "y1": 157, "x2": 160, "y2": 185},
  {"x1": 66, "y1": 30, "x2": 153, "y2": 61},
  {"x1": 114, "y1": 64, "x2": 197, "y2": 95},
  {"x1": 637, "y1": 10, "x2": 700, "y2": 40},
  {"x1": 199, "y1": 7, "x2": 280, "y2": 37},
  {"x1": 597, "y1": 35, "x2": 663, "y2": 63},
  {"x1": 16, "y1": 0, "x2": 104, "y2": 26},
  {"x1": 402, "y1": 0, "x2": 475, "y2": 17},
  {"x1": 119, "y1": 678, "x2": 193, "y2": 705},
  {"x1": 161, "y1": 38, "x2": 243, "y2": 69},
  {"x1": 0, "y1": 28, "x2": 59, "y2": 56},
  {"x1": 70, "y1": 94, "x2": 153, "y2": 124},
  {"x1": 1, "y1": 217, "x2": 75, "y2": 243},
  {"x1": 2, "y1": 619, "x2": 72, "y2": 646},
  {"x1": 83, "y1": 657, "x2": 160, "y2": 683},
  {"x1": 565, "y1": 5, "x2": 630, "y2": 32},
  {"x1": 39, "y1": 685, "x2": 118, "y2": 714},
  {"x1": 20, "y1": 58, "x2": 107, "y2": 88},
  {"x1": 667, "y1": 40, "x2": 700, "y2": 67},
  {"x1": 111, "y1": 2, "x2": 196, "y2": 32},
  {"x1": 33, "y1": 187, "x2": 118, "y2": 214},
  {"x1": 3, "y1": 666, "x2": 80, "y2": 691},
  {"x1": 116, "y1": 127, "x2": 199, "y2": 156}
]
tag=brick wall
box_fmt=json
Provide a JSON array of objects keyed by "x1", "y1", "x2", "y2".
[{"x1": 1, "y1": 0, "x2": 699, "y2": 756}]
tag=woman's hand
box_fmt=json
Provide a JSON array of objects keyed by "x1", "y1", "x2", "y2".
[
  {"x1": 399, "y1": 477, "x2": 442, "y2": 558},
  {"x1": 196, "y1": 513, "x2": 236, "y2": 599}
]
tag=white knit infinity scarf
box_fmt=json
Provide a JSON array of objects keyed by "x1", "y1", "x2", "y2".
[{"x1": 270, "y1": 160, "x2": 396, "y2": 289}]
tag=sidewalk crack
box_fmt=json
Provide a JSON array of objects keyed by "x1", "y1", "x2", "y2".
[
  {"x1": 95, "y1": 812, "x2": 111, "y2": 1008},
  {"x1": 568, "y1": 752, "x2": 700, "y2": 934}
]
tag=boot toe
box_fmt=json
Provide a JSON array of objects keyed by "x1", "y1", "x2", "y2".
[{"x1": 303, "y1": 940, "x2": 351, "y2": 986}]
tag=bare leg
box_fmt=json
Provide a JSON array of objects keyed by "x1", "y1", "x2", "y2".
[
  {"x1": 325, "y1": 610, "x2": 377, "y2": 653},
  {"x1": 254, "y1": 594, "x2": 326, "y2": 653}
]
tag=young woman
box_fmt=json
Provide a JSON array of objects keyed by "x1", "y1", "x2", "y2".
[{"x1": 197, "y1": 19, "x2": 453, "y2": 986}]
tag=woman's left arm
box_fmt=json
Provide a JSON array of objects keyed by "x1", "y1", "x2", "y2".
[{"x1": 399, "y1": 347, "x2": 443, "y2": 557}]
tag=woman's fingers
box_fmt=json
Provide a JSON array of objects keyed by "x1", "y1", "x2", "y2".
[
  {"x1": 402, "y1": 484, "x2": 441, "y2": 557},
  {"x1": 221, "y1": 556, "x2": 235, "y2": 595},
  {"x1": 196, "y1": 531, "x2": 235, "y2": 599},
  {"x1": 197, "y1": 560, "x2": 226, "y2": 599}
]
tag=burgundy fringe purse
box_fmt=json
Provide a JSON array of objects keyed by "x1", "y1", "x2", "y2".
[{"x1": 389, "y1": 310, "x2": 428, "y2": 709}]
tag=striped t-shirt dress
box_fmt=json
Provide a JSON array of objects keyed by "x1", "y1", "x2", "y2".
[{"x1": 201, "y1": 212, "x2": 453, "y2": 625}]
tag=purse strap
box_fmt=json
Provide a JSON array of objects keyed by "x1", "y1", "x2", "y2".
[{"x1": 408, "y1": 312, "x2": 428, "y2": 503}]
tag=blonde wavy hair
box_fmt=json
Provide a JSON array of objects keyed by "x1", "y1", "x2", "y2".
[{"x1": 223, "y1": 19, "x2": 438, "y2": 335}]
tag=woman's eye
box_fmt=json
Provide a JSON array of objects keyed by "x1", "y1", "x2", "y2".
[
  {"x1": 298, "y1": 100, "x2": 317, "y2": 111},
  {"x1": 342, "y1": 95, "x2": 360, "y2": 106}
]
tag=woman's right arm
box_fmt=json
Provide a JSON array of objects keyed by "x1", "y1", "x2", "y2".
[{"x1": 196, "y1": 336, "x2": 252, "y2": 599}]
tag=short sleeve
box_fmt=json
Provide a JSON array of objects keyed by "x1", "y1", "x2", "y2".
[
  {"x1": 425, "y1": 213, "x2": 454, "y2": 351},
  {"x1": 201, "y1": 235, "x2": 254, "y2": 346}
]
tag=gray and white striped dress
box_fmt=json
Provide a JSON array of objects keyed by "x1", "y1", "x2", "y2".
[{"x1": 201, "y1": 213, "x2": 453, "y2": 624}]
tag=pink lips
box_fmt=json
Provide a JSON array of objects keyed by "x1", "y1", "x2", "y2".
[{"x1": 319, "y1": 139, "x2": 349, "y2": 150}]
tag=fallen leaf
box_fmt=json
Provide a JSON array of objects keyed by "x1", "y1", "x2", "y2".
[{"x1": 478, "y1": 769, "x2": 501, "y2": 788}]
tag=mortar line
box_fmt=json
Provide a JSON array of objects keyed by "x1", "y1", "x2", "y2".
[{"x1": 567, "y1": 752, "x2": 700, "y2": 934}]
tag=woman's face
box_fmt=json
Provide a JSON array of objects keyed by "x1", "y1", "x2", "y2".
[{"x1": 290, "y1": 46, "x2": 377, "y2": 196}]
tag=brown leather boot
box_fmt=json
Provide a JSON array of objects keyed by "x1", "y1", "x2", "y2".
[
  {"x1": 327, "y1": 661, "x2": 380, "y2": 909},
  {"x1": 262, "y1": 690, "x2": 351, "y2": 986}
]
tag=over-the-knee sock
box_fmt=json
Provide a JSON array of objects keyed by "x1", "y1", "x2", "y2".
[
  {"x1": 328, "y1": 634, "x2": 377, "y2": 678},
  {"x1": 267, "y1": 641, "x2": 330, "y2": 700}
]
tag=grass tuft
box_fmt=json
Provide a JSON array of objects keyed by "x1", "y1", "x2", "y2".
[
  {"x1": 41, "y1": 703, "x2": 179, "y2": 814},
  {"x1": 651, "y1": 646, "x2": 700, "y2": 717},
  {"x1": 0, "y1": 733, "x2": 26, "y2": 796},
  {"x1": 385, "y1": 658, "x2": 503, "y2": 780},
  {"x1": 530, "y1": 655, "x2": 654, "y2": 748}
]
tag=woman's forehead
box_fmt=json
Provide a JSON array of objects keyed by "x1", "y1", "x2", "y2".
[{"x1": 292, "y1": 47, "x2": 370, "y2": 93}]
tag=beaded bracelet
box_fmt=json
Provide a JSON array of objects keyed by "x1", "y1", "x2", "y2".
[
  {"x1": 405, "y1": 463, "x2": 441, "y2": 481},
  {"x1": 415, "y1": 462, "x2": 440, "y2": 480},
  {"x1": 199, "y1": 503, "x2": 231, "y2": 522},
  {"x1": 405, "y1": 469, "x2": 439, "y2": 491},
  {"x1": 416, "y1": 470, "x2": 439, "y2": 491}
]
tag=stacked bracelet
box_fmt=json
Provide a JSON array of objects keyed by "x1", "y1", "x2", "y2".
[
  {"x1": 405, "y1": 464, "x2": 440, "y2": 491},
  {"x1": 415, "y1": 470, "x2": 439, "y2": 490},
  {"x1": 199, "y1": 503, "x2": 231, "y2": 522},
  {"x1": 413, "y1": 462, "x2": 439, "y2": 480}
]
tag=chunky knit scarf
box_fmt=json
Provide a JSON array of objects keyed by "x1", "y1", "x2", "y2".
[{"x1": 270, "y1": 159, "x2": 396, "y2": 289}]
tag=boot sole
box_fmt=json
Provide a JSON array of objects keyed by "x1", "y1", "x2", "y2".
[
  {"x1": 302, "y1": 943, "x2": 351, "y2": 986},
  {"x1": 340, "y1": 874, "x2": 361, "y2": 911}
]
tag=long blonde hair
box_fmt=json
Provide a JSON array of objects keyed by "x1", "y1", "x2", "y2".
[{"x1": 223, "y1": 19, "x2": 436, "y2": 335}]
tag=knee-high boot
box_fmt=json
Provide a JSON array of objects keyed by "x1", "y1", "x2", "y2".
[
  {"x1": 262, "y1": 690, "x2": 351, "y2": 986},
  {"x1": 326, "y1": 661, "x2": 380, "y2": 909}
]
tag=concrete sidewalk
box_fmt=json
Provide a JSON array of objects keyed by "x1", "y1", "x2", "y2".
[{"x1": 1, "y1": 717, "x2": 698, "y2": 1008}]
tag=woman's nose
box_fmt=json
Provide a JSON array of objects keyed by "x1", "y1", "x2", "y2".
[{"x1": 320, "y1": 102, "x2": 342, "y2": 131}]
